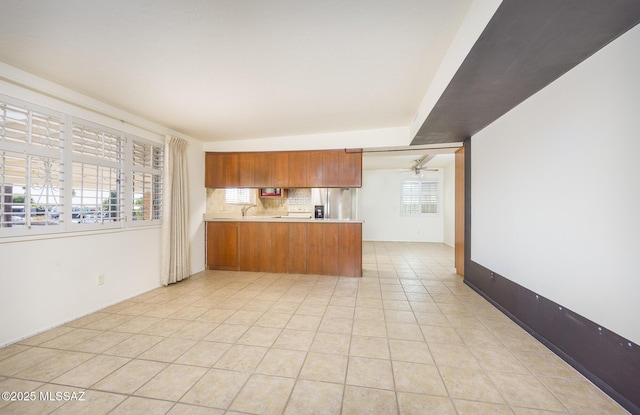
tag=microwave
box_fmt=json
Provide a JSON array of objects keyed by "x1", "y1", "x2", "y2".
[{"x1": 259, "y1": 188, "x2": 284, "y2": 197}]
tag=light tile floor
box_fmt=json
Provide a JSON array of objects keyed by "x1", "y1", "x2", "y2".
[{"x1": 0, "y1": 241, "x2": 629, "y2": 415}]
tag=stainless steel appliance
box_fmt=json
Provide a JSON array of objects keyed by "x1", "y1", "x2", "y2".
[{"x1": 311, "y1": 188, "x2": 354, "y2": 220}]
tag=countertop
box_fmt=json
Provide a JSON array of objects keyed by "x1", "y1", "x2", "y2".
[{"x1": 203, "y1": 213, "x2": 363, "y2": 224}]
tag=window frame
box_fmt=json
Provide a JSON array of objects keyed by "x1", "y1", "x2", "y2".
[
  {"x1": 0, "y1": 93, "x2": 164, "y2": 239},
  {"x1": 225, "y1": 188, "x2": 255, "y2": 205},
  {"x1": 129, "y1": 136, "x2": 164, "y2": 226},
  {"x1": 0, "y1": 96, "x2": 66, "y2": 237},
  {"x1": 68, "y1": 118, "x2": 125, "y2": 231},
  {"x1": 400, "y1": 179, "x2": 440, "y2": 216}
]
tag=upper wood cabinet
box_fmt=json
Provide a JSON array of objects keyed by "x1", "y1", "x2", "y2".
[
  {"x1": 205, "y1": 152, "x2": 238, "y2": 188},
  {"x1": 205, "y1": 149, "x2": 361, "y2": 188},
  {"x1": 238, "y1": 152, "x2": 254, "y2": 187},
  {"x1": 252, "y1": 152, "x2": 272, "y2": 187},
  {"x1": 288, "y1": 150, "x2": 323, "y2": 188},
  {"x1": 339, "y1": 149, "x2": 362, "y2": 187},
  {"x1": 322, "y1": 150, "x2": 341, "y2": 187},
  {"x1": 271, "y1": 152, "x2": 289, "y2": 187},
  {"x1": 238, "y1": 151, "x2": 289, "y2": 188},
  {"x1": 318, "y1": 149, "x2": 362, "y2": 187}
]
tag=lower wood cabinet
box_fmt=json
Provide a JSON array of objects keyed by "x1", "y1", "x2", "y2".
[
  {"x1": 305, "y1": 223, "x2": 324, "y2": 275},
  {"x1": 206, "y1": 221, "x2": 362, "y2": 277},
  {"x1": 288, "y1": 223, "x2": 307, "y2": 274},
  {"x1": 206, "y1": 222, "x2": 239, "y2": 271},
  {"x1": 239, "y1": 222, "x2": 271, "y2": 272}
]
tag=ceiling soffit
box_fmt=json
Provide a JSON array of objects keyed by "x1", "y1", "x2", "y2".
[{"x1": 412, "y1": 0, "x2": 640, "y2": 145}]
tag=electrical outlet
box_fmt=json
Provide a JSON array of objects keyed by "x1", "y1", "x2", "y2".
[{"x1": 97, "y1": 274, "x2": 105, "y2": 286}]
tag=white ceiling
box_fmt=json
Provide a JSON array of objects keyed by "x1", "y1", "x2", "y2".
[{"x1": 0, "y1": 0, "x2": 472, "y2": 143}]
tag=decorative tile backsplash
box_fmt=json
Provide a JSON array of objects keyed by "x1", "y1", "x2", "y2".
[
  {"x1": 287, "y1": 188, "x2": 312, "y2": 205},
  {"x1": 206, "y1": 188, "x2": 313, "y2": 215}
]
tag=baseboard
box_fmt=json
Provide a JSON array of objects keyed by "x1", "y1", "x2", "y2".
[{"x1": 465, "y1": 261, "x2": 640, "y2": 415}]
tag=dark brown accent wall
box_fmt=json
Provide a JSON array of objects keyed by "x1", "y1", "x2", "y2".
[
  {"x1": 412, "y1": 0, "x2": 640, "y2": 145},
  {"x1": 465, "y1": 262, "x2": 640, "y2": 414}
]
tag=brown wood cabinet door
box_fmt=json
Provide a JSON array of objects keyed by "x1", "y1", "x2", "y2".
[
  {"x1": 206, "y1": 222, "x2": 239, "y2": 270},
  {"x1": 339, "y1": 150, "x2": 362, "y2": 187},
  {"x1": 306, "y1": 223, "x2": 324, "y2": 274},
  {"x1": 322, "y1": 223, "x2": 340, "y2": 275},
  {"x1": 289, "y1": 150, "x2": 324, "y2": 188},
  {"x1": 288, "y1": 223, "x2": 307, "y2": 274},
  {"x1": 288, "y1": 151, "x2": 308, "y2": 187},
  {"x1": 204, "y1": 153, "x2": 221, "y2": 188},
  {"x1": 270, "y1": 223, "x2": 289, "y2": 273},
  {"x1": 239, "y1": 222, "x2": 271, "y2": 272},
  {"x1": 338, "y1": 223, "x2": 362, "y2": 277},
  {"x1": 238, "y1": 152, "x2": 254, "y2": 187},
  {"x1": 306, "y1": 151, "x2": 324, "y2": 187},
  {"x1": 322, "y1": 150, "x2": 341, "y2": 187},
  {"x1": 271, "y1": 152, "x2": 289, "y2": 188},
  {"x1": 205, "y1": 153, "x2": 239, "y2": 188},
  {"x1": 253, "y1": 153, "x2": 271, "y2": 188}
]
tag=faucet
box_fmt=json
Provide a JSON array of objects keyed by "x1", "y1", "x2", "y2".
[{"x1": 241, "y1": 204, "x2": 256, "y2": 216}]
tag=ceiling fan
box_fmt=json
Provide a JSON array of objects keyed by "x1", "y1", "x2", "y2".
[{"x1": 397, "y1": 155, "x2": 439, "y2": 177}]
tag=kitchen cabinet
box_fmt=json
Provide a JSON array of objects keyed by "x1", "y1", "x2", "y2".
[
  {"x1": 206, "y1": 220, "x2": 362, "y2": 277},
  {"x1": 321, "y1": 223, "x2": 340, "y2": 275},
  {"x1": 287, "y1": 150, "x2": 324, "y2": 188},
  {"x1": 306, "y1": 151, "x2": 325, "y2": 187},
  {"x1": 252, "y1": 152, "x2": 272, "y2": 187},
  {"x1": 205, "y1": 149, "x2": 361, "y2": 188},
  {"x1": 305, "y1": 223, "x2": 324, "y2": 275},
  {"x1": 270, "y1": 223, "x2": 290, "y2": 273},
  {"x1": 322, "y1": 149, "x2": 362, "y2": 187},
  {"x1": 339, "y1": 149, "x2": 362, "y2": 187},
  {"x1": 238, "y1": 152, "x2": 254, "y2": 187},
  {"x1": 237, "y1": 151, "x2": 290, "y2": 188},
  {"x1": 288, "y1": 223, "x2": 308, "y2": 274},
  {"x1": 271, "y1": 152, "x2": 289, "y2": 187},
  {"x1": 287, "y1": 151, "x2": 308, "y2": 187},
  {"x1": 322, "y1": 151, "x2": 341, "y2": 187},
  {"x1": 239, "y1": 222, "x2": 271, "y2": 272},
  {"x1": 206, "y1": 222, "x2": 239, "y2": 270},
  {"x1": 338, "y1": 222, "x2": 362, "y2": 277},
  {"x1": 205, "y1": 152, "x2": 239, "y2": 188}
]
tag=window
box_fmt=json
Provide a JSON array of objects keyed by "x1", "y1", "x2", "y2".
[
  {"x1": 71, "y1": 121, "x2": 124, "y2": 227},
  {"x1": 225, "y1": 188, "x2": 254, "y2": 204},
  {"x1": 401, "y1": 180, "x2": 439, "y2": 215},
  {"x1": 0, "y1": 93, "x2": 164, "y2": 237},
  {"x1": 0, "y1": 100, "x2": 64, "y2": 234},
  {"x1": 131, "y1": 139, "x2": 163, "y2": 222}
]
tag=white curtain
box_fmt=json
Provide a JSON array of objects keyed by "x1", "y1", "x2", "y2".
[{"x1": 161, "y1": 136, "x2": 190, "y2": 285}]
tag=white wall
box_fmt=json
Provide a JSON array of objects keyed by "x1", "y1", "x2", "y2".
[
  {"x1": 472, "y1": 24, "x2": 640, "y2": 344},
  {"x1": 0, "y1": 64, "x2": 206, "y2": 346},
  {"x1": 359, "y1": 169, "x2": 445, "y2": 242},
  {"x1": 0, "y1": 230, "x2": 160, "y2": 345}
]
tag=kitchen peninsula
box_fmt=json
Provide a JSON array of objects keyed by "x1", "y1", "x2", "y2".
[
  {"x1": 204, "y1": 149, "x2": 363, "y2": 278},
  {"x1": 205, "y1": 217, "x2": 362, "y2": 277}
]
